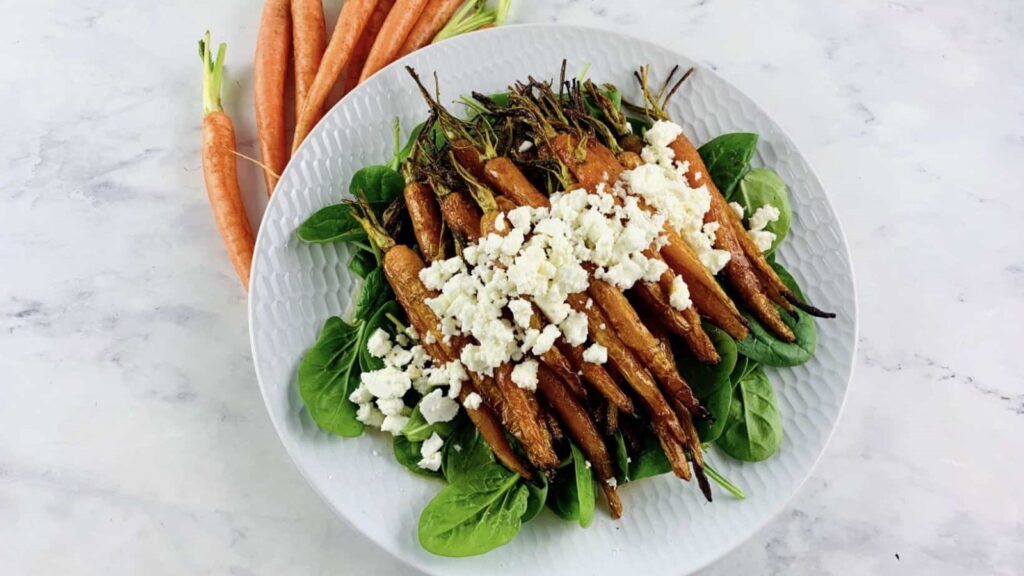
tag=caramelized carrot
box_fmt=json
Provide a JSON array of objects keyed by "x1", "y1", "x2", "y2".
[
  {"x1": 403, "y1": 182, "x2": 446, "y2": 262},
  {"x1": 199, "y1": 35, "x2": 256, "y2": 289},
  {"x1": 494, "y1": 363, "x2": 559, "y2": 474}
]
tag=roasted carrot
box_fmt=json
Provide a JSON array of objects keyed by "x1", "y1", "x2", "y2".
[
  {"x1": 482, "y1": 157, "x2": 550, "y2": 208},
  {"x1": 437, "y1": 190, "x2": 482, "y2": 242},
  {"x1": 199, "y1": 35, "x2": 256, "y2": 289},
  {"x1": 291, "y1": 0, "x2": 326, "y2": 121},
  {"x1": 293, "y1": 0, "x2": 378, "y2": 152},
  {"x1": 358, "y1": 0, "x2": 430, "y2": 82},
  {"x1": 395, "y1": 0, "x2": 465, "y2": 59},
  {"x1": 494, "y1": 363, "x2": 560, "y2": 473},
  {"x1": 537, "y1": 363, "x2": 623, "y2": 518},
  {"x1": 341, "y1": 0, "x2": 394, "y2": 94},
  {"x1": 254, "y1": 0, "x2": 291, "y2": 195},
  {"x1": 557, "y1": 340, "x2": 635, "y2": 415},
  {"x1": 403, "y1": 181, "x2": 446, "y2": 262}
]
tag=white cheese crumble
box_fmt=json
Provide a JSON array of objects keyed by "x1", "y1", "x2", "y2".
[
  {"x1": 583, "y1": 343, "x2": 608, "y2": 364},
  {"x1": 729, "y1": 202, "x2": 745, "y2": 218},
  {"x1": 606, "y1": 477, "x2": 618, "y2": 487},
  {"x1": 420, "y1": 388, "x2": 460, "y2": 423},
  {"x1": 418, "y1": 432, "x2": 444, "y2": 471},
  {"x1": 511, "y1": 359, "x2": 539, "y2": 391},
  {"x1": 518, "y1": 140, "x2": 534, "y2": 153},
  {"x1": 463, "y1": 392, "x2": 483, "y2": 410},
  {"x1": 747, "y1": 205, "x2": 781, "y2": 252},
  {"x1": 669, "y1": 275, "x2": 693, "y2": 311}
]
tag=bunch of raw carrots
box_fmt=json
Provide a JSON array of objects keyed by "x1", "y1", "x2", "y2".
[{"x1": 199, "y1": 0, "x2": 511, "y2": 289}]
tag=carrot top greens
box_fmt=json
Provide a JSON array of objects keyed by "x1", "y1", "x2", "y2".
[{"x1": 198, "y1": 31, "x2": 226, "y2": 115}]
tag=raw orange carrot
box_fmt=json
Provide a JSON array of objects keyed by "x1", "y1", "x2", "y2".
[
  {"x1": 394, "y1": 0, "x2": 464, "y2": 59},
  {"x1": 254, "y1": 0, "x2": 291, "y2": 195},
  {"x1": 293, "y1": 0, "x2": 379, "y2": 152},
  {"x1": 341, "y1": 0, "x2": 395, "y2": 94},
  {"x1": 199, "y1": 34, "x2": 256, "y2": 289},
  {"x1": 291, "y1": 0, "x2": 326, "y2": 121},
  {"x1": 358, "y1": 0, "x2": 430, "y2": 82}
]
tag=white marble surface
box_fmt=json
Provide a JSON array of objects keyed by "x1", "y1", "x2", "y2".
[{"x1": 1, "y1": 0, "x2": 1021, "y2": 574}]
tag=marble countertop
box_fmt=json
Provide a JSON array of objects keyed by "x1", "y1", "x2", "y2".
[{"x1": 2, "y1": 0, "x2": 1021, "y2": 574}]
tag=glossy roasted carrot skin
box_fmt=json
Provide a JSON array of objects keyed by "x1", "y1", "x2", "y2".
[
  {"x1": 494, "y1": 363, "x2": 560, "y2": 474},
  {"x1": 254, "y1": 0, "x2": 291, "y2": 195},
  {"x1": 202, "y1": 112, "x2": 256, "y2": 288},
  {"x1": 291, "y1": 0, "x2": 326, "y2": 120},
  {"x1": 403, "y1": 181, "x2": 446, "y2": 262},
  {"x1": 382, "y1": 244, "x2": 531, "y2": 480},
  {"x1": 558, "y1": 341, "x2": 635, "y2": 415},
  {"x1": 483, "y1": 157, "x2": 550, "y2": 208},
  {"x1": 438, "y1": 191, "x2": 482, "y2": 242},
  {"x1": 536, "y1": 363, "x2": 623, "y2": 518}
]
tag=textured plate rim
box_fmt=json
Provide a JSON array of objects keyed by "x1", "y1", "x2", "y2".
[{"x1": 249, "y1": 22, "x2": 858, "y2": 576}]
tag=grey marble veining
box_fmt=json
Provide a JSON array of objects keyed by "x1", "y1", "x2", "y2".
[{"x1": 1, "y1": 0, "x2": 1021, "y2": 574}]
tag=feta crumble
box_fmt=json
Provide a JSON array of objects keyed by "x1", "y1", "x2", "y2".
[
  {"x1": 747, "y1": 205, "x2": 781, "y2": 252},
  {"x1": 463, "y1": 392, "x2": 483, "y2": 410},
  {"x1": 418, "y1": 432, "x2": 444, "y2": 471},
  {"x1": 511, "y1": 360, "x2": 539, "y2": 391},
  {"x1": 583, "y1": 343, "x2": 608, "y2": 364}
]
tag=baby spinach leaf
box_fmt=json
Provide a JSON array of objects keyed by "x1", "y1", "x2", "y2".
[
  {"x1": 628, "y1": 428, "x2": 673, "y2": 481},
  {"x1": 402, "y1": 405, "x2": 457, "y2": 442},
  {"x1": 353, "y1": 268, "x2": 389, "y2": 322},
  {"x1": 548, "y1": 443, "x2": 596, "y2": 527},
  {"x1": 695, "y1": 377, "x2": 733, "y2": 444},
  {"x1": 393, "y1": 435, "x2": 444, "y2": 479},
  {"x1": 736, "y1": 168, "x2": 792, "y2": 253},
  {"x1": 444, "y1": 419, "x2": 495, "y2": 484},
  {"x1": 675, "y1": 324, "x2": 738, "y2": 398},
  {"x1": 297, "y1": 317, "x2": 364, "y2": 437},
  {"x1": 521, "y1": 473, "x2": 549, "y2": 523},
  {"x1": 717, "y1": 366, "x2": 784, "y2": 462},
  {"x1": 350, "y1": 165, "x2": 404, "y2": 208},
  {"x1": 627, "y1": 115, "x2": 652, "y2": 136},
  {"x1": 418, "y1": 463, "x2": 528, "y2": 557},
  {"x1": 613, "y1": 431, "x2": 630, "y2": 483},
  {"x1": 734, "y1": 262, "x2": 816, "y2": 367},
  {"x1": 297, "y1": 204, "x2": 368, "y2": 244},
  {"x1": 697, "y1": 133, "x2": 759, "y2": 199},
  {"x1": 347, "y1": 248, "x2": 377, "y2": 279}
]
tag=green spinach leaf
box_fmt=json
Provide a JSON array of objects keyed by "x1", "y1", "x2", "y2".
[
  {"x1": 735, "y1": 262, "x2": 816, "y2": 367},
  {"x1": 695, "y1": 377, "x2": 733, "y2": 444},
  {"x1": 613, "y1": 431, "x2": 630, "y2": 483},
  {"x1": 297, "y1": 317, "x2": 364, "y2": 437},
  {"x1": 418, "y1": 464, "x2": 528, "y2": 557},
  {"x1": 353, "y1": 268, "x2": 388, "y2": 322},
  {"x1": 401, "y1": 405, "x2": 457, "y2": 442},
  {"x1": 548, "y1": 443, "x2": 596, "y2": 527},
  {"x1": 347, "y1": 248, "x2": 377, "y2": 279},
  {"x1": 393, "y1": 435, "x2": 444, "y2": 479},
  {"x1": 443, "y1": 419, "x2": 495, "y2": 484},
  {"x1": 675, "y1": 324, "x2": 737, "y2": 397},
  {"x1": 717, "y1": 366, "x2": 784, "y2": 462},
  {"x1": 736, "y1": 168, "x2": 792, "y2": 253},
  {"x1": 297, "y1": 203, "x2": 368, "y2": 244},
  {"x1": 697, "y1": 133, "x2": 759, "y2": 199},
  {"x1": 350, "y1": 165, "x2": 404, "y2": 208},
  {"x1": 522, "y1": 473, "x2": 548, "y2": 523},
  {"x1": 628, "y1": 428, "x2": 673, "y2": 481}
]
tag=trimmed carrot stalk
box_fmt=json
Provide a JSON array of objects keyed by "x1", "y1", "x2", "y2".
[
  {"x1": 254, "y1": 0, "x2": 291, "y2": 195},
  {"x1": 494, "y1": 364, "x2": 560, "y2": 474},
  {"x1": 483, "y1": 157, "x2": 550, "y2": 208},
  {"x1": 403, "y1": 181, "x2": 446, "y2": 262},
  {"x1": 293, "y1": 0, "x2": 379, "y2": 152},
  {"x1": 381, "y1": 243, "x2": 531, "y2": 480},
  {"x1": 394, "y1": 0, "x2": 465, "y2": 59},
  {"x1": 341, "y1": 0, "x2": 394, "y2": 94},
  {"x1": 291, "y1": 0, "x2": 326, "y2": 121},
  {"x1": 536, "y1": 363, "x2": 623, "y2": 518},
  {"x1": 358, "y1": 0, "x2": 430, "y2": 82},
  {"x1": 558, "y1": 340, "x2": 635, "y2": 416},
  {"x1": 199, "y1": 35, "x2": 256, "y2": 289}
]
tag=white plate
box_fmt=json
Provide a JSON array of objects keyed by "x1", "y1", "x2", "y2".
[{"x1": 249, "y1": 24, "x2": 856, "y2": 576}]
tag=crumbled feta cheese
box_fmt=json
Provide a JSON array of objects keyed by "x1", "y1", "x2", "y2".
[
  {"x1": 518, "y1": 140, "x2": 534, "y2": 153},
  {"x1": 531, "y1": 324, "x2": 561, "y2": 356},
  {"x1": 606, "y1": 477, "x2": 618, "y2": 487},
  {"x1": 508, "y1": 298, "x2": 533, "y2": 329},
  {"x1": 356, "y1": 403, "x2": 385, "y2": 427},
  {"x1": 420, "y1": 388, "x2": 459, "y2": 424},
  {"x1": 583, "y1": 343, "x2": 608, "y2": 364},
  {"x1": 729, "y1": 202, "x2": 745, "y2": 219},
  {"x1": 494, "y1": 212, "x2": 507, "y2": 232},
  {"x1": 511, "y1": 360, "x2": 539, "y2": 391},
  {"x1": 417, "y1": 432, "x2": 444, "y2": 471},
  {"x1": 669, "y1": 275, "x2": 692, "y2": 311},
  {"x1": 644, "y1": 120, "x2": 684, "y2": 149},
  {"x1": 748, "y1": 205, "x2": 781, "y2": 231},
  {"x1": 463, "y1": 392, "x2": 483, "y2": 410},
  {"x1": 559, "y1": 310, "x2": 588, "y2": 346},
  {"x1": 366, "y1": 328, "x2": 392, "y2": 359},
  {"x1": 376, "y1": 397, "x2": 406, "y2": 417},
  {"x1": 584, "y1": 459, "x2": 592, "y2": 470},
  {"x1": 380, "y1": 414, "x2": 409, "y2": 435},
  {"x1": 362, "y1": 367, "x2": 411, "y2": 400},
  {"x1": 348, "y1": 383, "x2": 374, "y2": 405},
  {"x1": 749, "y1": 230, "x2": 776, "y2": 252}
]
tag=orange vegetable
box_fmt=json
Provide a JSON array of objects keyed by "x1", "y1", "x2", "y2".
[
  {"x1": 254, "y1": 0, "x2": 291, "y2": 195},
  {"x1": 291, "y1": 0, "x2": 327, "y2": 121},
  {"x1": 358, "y1": 0, "x2": 430, "y2": 82}
]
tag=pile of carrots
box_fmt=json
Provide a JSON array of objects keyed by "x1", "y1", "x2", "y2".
[{"x1": 199, "y1": 0, "x2": 510, "y2": 289}]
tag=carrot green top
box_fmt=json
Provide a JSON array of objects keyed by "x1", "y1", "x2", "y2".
[{"x1": 198, "y1": 31, "x2": 226, "y2": 115}]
